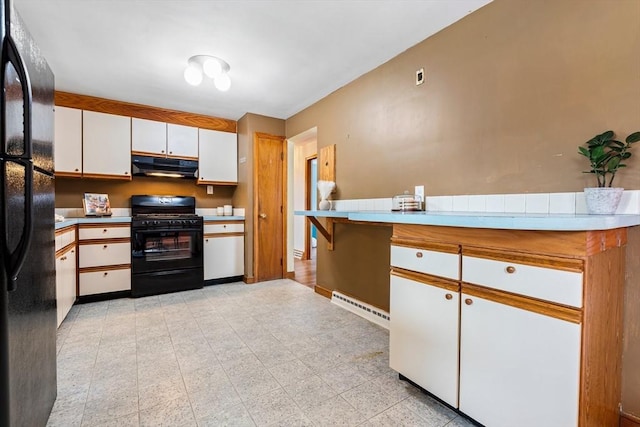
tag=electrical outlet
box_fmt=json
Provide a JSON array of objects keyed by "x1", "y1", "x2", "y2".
[
  {"x1": 207, "y1": 185, "x2": 213, "y2": 195},
  {"x1": 415, "y1": 185, "x2": 424, "y2": 199},
  {"x1": 416, "y1": 68, "x2": 425, "y2": 85}
]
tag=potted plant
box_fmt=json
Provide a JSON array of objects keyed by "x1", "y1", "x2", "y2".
[{"x1": 578, "y1": 129, "x2": 640, "y2": 214}]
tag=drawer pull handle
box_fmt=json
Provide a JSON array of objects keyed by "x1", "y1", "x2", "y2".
[
  {"x1": 103, "y1": 229, "x2": 107, "y2": 233},
  {"x1": 103, "y1": 245, "x2": 108, "y2": 249},
  {"x1": 445, "y1": 293, "x2": 453, "y2": 300},
  {"x1": 103, "y1": 272, "x2": 108, "y2": 277},
  {"x1": 506, "y1": 266, "x2": 516, "y2": 274},
  {"x1": 74, "y1": 168, "x2": 79, "y2": 172},
  {"x1": 464, "y1": 298, "x2": 473, "y2": 305},
  {"x1": 415, "y1": 252, "x2": 423, "y2": 258}
]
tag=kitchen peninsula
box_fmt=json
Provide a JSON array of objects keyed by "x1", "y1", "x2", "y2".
[{"x1": 296, "y1": 208, "x2": 640, "y2": 427}]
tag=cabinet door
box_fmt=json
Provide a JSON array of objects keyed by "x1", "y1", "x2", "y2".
[
  {"x1": 55, "y1": 246, "x2": 76, "y2": 327},
  {"x1": 198, "y1": 129, "x2": 237, "y2": 184},
  {"x1": 389, "y1": 274, "x2": 459, "y2": 407},
  {"x1": 132, "y1": 118, "x2": 167, "y2": 156},
  {"x1": 459, "y1": 294, "x2": 580, "y2": 427},
  {"x1": 204, "y1": 235, "x2": 244, "y2": 280},
  {"x1": 167, "y1": 124, "x2": 198, "y2": 159},
  {"x1": 54, "y1": 106, "x2": 82, "y2": 176},
  {"x1": 82, "y1": 111, "x2": 131, "y2": 178}
]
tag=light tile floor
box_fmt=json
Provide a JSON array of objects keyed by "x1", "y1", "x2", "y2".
[{"x1": 47, "y1": 279, "x2": 475, "y2": 427}]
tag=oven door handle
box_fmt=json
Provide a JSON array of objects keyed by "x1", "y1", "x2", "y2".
[{"x1": 132, "y1": 228, "x2": 202, "y2": 234}]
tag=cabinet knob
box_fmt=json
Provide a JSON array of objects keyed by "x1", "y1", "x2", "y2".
[
  {"x1": 464, "y1": 298, "x2": 473, "y2": 305},
  {"x1": 169, "y1": 151, "x2": 173, "y2": 154},
  {"x1": 103, "y1": 229, "x2": 107, "y2": 233},
  {"x1": 125, "y1": 171, "x2": 129, "y2": 175},
  {"x1": 415, "y1": 252, "x2": 423, "y2": 258},
  {"x1": 505, "y1": 266, "x2": 516, "y2": 274},
  {"x1": 61, "y1": 256, "x2": 66, "y2": 261},
  {"x1": 103, "y1": 272, "x2": 108, "y2": 277},
  {"x1": 103, "y1": 245, "x2": 108, "y2": 249},
  {"x1": 259, "y1": 213, "x2": 267, "y2": 219},
  {"x1": 205, "y1": 239, "x2": 209, "y2": 242},
  {"x1": 161, "y1": 150, "x2": 165, "y2": 153},
  {"x1": 445, "y1": 293, "x2": 453, "y2": 300},
  {"x1": 74, "y1": 168, "x2": 79, "y2": 172}
]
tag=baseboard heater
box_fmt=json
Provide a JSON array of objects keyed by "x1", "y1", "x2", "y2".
[{"x1": 331, "y1": 291, "x2": 390, "y2": 330}]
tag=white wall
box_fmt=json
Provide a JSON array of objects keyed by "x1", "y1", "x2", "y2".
[{"x1": 293, "y1": 140, "x2": 317, "y2": 257}]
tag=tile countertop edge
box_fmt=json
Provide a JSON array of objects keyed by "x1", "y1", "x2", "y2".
[
  {"x1": 296, "y1": 210, "x2": 640, "y2": 231},
  {"x1": 56, "y1": 215, "x2": 246, "y2": 229}
]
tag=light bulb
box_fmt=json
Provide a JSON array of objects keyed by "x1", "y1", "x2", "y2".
[
  {"x1": 214, "y1": 73, "x2": 231, "y2": 91},
  {"x1": 183, "y1": 63, "x2": 203, "y2": 86},
  {"x1": 202, "y1": 58, "x2": 223, "y2": 78}
]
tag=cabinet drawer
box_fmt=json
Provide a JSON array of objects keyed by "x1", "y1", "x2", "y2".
[
  {"x1": 79, "y1": 225, "x2": 130, "y2": 240},
  {"x1": 79, "y1": 268, "x2": 131, "y2": 296},
  {"x1": 462, "y1": 256, "x2": 583, "y2": 308},
  {"x1": 204, "y1": 223, "x2": 244, "y2": 234},
  {"x1": 391, "y1": 245, "x2": 459, "y2": 280},
  {"x1": 55, "y1": 228, "x2": 76, "y2": 251},
  {"x1": 79, "y1": 242, "x2": 130, "y2": 268}
]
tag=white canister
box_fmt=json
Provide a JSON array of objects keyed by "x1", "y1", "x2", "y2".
[
  {"x1": 216, "y1": 207, "x2": 224, "y2": 216},
  {"x1": 223, "y1": 205, "x2": 233, "y2": 216}
]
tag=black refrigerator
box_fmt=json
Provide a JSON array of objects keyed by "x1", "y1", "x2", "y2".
[{"x1": 0, "y1": 0, "x2": 57, "y2": 426}]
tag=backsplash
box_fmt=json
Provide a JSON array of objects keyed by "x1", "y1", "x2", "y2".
[{"x1": 331, "y1": 190, "x2": 640, "y2": 215}]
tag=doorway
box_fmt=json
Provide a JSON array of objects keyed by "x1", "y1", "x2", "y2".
[
  {"x1": 304, "y1": 156, "x2": 317, "y2": 261},
  {"x1": 253, "y1": 132, "x2": 286, "y2": 282}
]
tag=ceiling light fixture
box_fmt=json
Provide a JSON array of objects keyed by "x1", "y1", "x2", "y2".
[{"x1": 183, "y1": 55, "x2": 231, "y2": 91}]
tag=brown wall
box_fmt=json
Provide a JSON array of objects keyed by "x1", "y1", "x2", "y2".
[
  {"x1": 284, "y1": 0, "x2": 640, "y2": 416},
  {"x1": 55, "y1": 176, "x2": 234, "y2": 209},
  {"x1": 287, "y1": 0, "x2": 640, "y2": 199},
  {"x1": 234, "y1": 113, "x2": 285, "y2": 280}
]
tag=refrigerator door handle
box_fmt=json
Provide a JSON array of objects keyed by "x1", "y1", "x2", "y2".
[{"x1": 1, "y1": 33, "x2": 34, "y2": 290}]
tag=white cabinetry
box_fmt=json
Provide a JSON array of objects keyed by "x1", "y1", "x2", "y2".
[
  {"x1": 132, "y1": 118, "x2": 167, "y2": 156},
  {"x1": 53, "y1": 106, "x2": 82, "y2": 177},
  {"x1": 388, "y1": 225, "x2": 601, "y2": 427},
  {"x1": 82, "y1": 111, "x2": 131, "y2": 179},
  {"x1": 78, "y1": 223, "x2": 131, "y2": 296},
  {"x1": 55, "y1": 226, "x2": 77, "y2": 327},
  {"x1": 198, "y1": 129, "x2": 237, "y2": 184},
  {"x1": 204, "y1": 221, "x2": 244, "y2": 280},
  {"x1": 167, "y1": 124, "x2": 198, "y2": 159},
  {"x1": 390, "y1": 274, "x2": 459, "y2": 407},
  {"x1": 459, "y1": 294, "x2": 580, "y2": 427},
  {"x1": 131, "y1": 119, "x2": 198, "y2": 159}
]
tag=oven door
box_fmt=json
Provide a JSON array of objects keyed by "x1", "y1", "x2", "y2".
[{"x1": 131, "y1": 226, "x2": 203, "y2": 274}]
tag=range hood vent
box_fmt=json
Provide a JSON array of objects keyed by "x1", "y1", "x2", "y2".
[{"x1": 132, "y1": 155, "x2": 198, "y2": 179}]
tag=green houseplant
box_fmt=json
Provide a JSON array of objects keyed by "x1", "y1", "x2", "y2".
[{"x1": 578, "y1": 130, "x2": 640, "y2": 214}]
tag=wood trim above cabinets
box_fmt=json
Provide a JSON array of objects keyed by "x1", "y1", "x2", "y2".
[
  {"x1": 197, "y1": 180, "x2": 238, "y2": 186},
  {"x1": 462, "y1": 246, "x2": 584, "y2": 273},
  {"x1": 55, "y1": 91, "x2": 237, "y2": 133},
  {"x1": 54, "y1": 171, "x2": 82, "y2": 178},
  {"x1": 391, "y1": 268, "x2": 460, "y2": 292}
]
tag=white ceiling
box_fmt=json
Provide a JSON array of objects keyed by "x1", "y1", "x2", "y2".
[{"x1": 14, "y1": 0, "x2": 492, "y2": 121}]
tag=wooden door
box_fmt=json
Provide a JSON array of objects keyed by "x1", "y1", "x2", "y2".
[{"x1": 254, "y1": 132, "x2": 286, "y2": 282}]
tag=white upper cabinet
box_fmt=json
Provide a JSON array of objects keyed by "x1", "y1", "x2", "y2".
[
  {"x1": 53, "y1": 106, "x2": 82, "y2": 176},
  {"x1": 131, "y1": 118, "x2": 167, "y2": 156},
  {"x1": 82, "y1": 111, "x2": 131, "y2": 179},
  {"x1": 198, "y1": 128, "x2": 237, "y2": 184},
  {"x1": 167, "y1": 124, "x2": 199, "y2": 159}
]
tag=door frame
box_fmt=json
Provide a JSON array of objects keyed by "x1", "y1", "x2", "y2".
[
  {"x1": 252, "y1": 132, "x2": 287, "y2": 281},
  {"x1": 303, "y1": 155, "x2": 317, "y2": 260}
]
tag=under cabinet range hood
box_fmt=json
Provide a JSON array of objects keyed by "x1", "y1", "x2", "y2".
[{"x1": 132, "y1": 155, "x2": 198, "y2": 178}]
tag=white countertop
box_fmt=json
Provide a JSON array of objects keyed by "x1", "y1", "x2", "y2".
[
  {"x1": 295, "y1": 210, "x2": 640, "y2": 231},
  {"x1": 55, "y1": 215, "x2": 244, "y2": 230}
]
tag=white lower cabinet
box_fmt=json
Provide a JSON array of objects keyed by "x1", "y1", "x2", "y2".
[
  {"x1": 78, "y1": 223, "x2": 131, "y2": 296},
  {"x1": 204, "y1": 235, "x2": 244, "y2": 280},
  {"x1": 55, "y1": 245, "x2": 76, "y2": 327},
  {"x1": 389, "y1": 274, "x2": 459, "y2": 407},
  {"x1": 203, "y1": 221, "x2": 244, "y2": 281},
  {"x1": 459, "y1": 294, "x2": 581, "y2": 427},
  {"x1": 79, "y1": 268, "x2": 131, "y2": 296}
]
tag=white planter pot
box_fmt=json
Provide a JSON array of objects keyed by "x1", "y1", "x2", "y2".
[{"x1": 584, "y1": 187, "x2": 624, "y2": 215}]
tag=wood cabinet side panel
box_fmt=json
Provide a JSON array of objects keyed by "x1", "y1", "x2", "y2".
[
  {"x1": 622, "y1": 227, "x2": 640, "y2": 420},
  {"x1": 580, "y1": 246, "x2": 625, "y2": 427}
]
